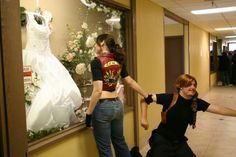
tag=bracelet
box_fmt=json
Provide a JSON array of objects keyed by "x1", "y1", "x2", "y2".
[{"x1": 144, "y1": 94, "x2": 153, "y2": 104}]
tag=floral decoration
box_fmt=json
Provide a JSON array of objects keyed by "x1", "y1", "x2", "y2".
[
  {"x1": 59, "y1": 22, "x2": 98, "y2": 85},
  {"x1": 81, "y1": 0, "x2": 123, "y2": 44},
  {"x1": 60, "y1": 0, "x2": 125, "y2": 87},
  {"x1": 24, "y1": 72, "x2": 41, "y2": 106},
  {"x1": 83, "y1": 0, "x2": 122, "y2": 17},
  {"x1": 83, "y1": 0, "x2": 122, "y2": 30}
]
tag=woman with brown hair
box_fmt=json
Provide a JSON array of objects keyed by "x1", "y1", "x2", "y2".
[
  {"x1": 86, "y1": 34, "x2": 149, "y2": 157},
  {"x1": 141, "y1": 74, "x2": 236, "y2": 157}
]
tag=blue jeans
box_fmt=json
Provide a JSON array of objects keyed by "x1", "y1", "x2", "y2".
[{"x1": 92, "y1": 98, "x2": 131, "y2": 157}]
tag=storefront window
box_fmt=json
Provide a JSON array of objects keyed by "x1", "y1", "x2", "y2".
[{"x1": 20, "y1": 0, "x2": 128, "y2": 143}]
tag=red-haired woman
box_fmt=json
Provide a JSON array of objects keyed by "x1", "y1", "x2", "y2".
[{"x1": 141, "y1": 74, "x2": 236, "y2": 157}]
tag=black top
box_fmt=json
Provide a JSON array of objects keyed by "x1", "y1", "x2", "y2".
[
  {"x1": 218, "y1": 55, "x2": 230, "y2": 71},
  {"x1": 232, "y1": 54, "x2": 236, "y2": 70},
  {"x1": 155, "y1": 93, "x2": 210, "y2": 141},
  {"x1": 90, "y1": 58, "x2": 129, "y2": 81}
]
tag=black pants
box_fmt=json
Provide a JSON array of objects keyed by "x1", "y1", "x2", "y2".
[{"x1": 146, "y1": 132, "x2": 196, "y2": 157}]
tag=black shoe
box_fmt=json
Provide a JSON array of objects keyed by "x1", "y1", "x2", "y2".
[{"x1": 130, "y1": 146, "x2": 142, "y2": 157}]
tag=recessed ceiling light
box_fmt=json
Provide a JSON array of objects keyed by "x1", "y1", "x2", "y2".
[
  {"x1": 215, "y1": 27, "x2": 236, "y2": 31},
  {"x1": 191, "y1": 6, "x2": 236, "y2": 14}
]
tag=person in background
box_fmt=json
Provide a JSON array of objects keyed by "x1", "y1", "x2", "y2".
[
  {"x1": 141, "y1": 74, "x2": 236, "y2": 157},
  {"x1": 218, "y1": 52, "x2": 230, "y2": 86},
  {"x1": 231, "y1": 50, "x2": 236, "y2": 85},
  {"x1": 227, "y1": 51, "x2": 233, "y2": 85},
  {"x1": 85, "y1": 34, "x2": 149, "y2": 157}
]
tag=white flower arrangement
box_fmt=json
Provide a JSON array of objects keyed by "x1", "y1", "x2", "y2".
[
  {"x1": 75, "y1": 63, "x2": 87, "y2": 75},
  {"x1": 59, "y1": 22, "x2": 98, "y2": 76},
  {"x1": 24, "y1": 72, "x2": 40, "y2": 106},
  {"x1": 75, "y1": 106, "x2": 88, "y2": 122},
  {"x1": 60, "y1": 0, "x2": 125, "y2": 85}
]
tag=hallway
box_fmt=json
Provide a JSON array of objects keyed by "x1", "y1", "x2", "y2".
[{"x1": 141, "y1": 86, "x2": 236, "y2": 157}]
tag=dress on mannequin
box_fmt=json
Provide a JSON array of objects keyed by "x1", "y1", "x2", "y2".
[{"x1": 23, "y1": 11, "x2": 82, "y2": 132}]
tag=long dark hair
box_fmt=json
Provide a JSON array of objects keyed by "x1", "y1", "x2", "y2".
[{"x1": 96, "y1": 34, "x2": 126, "y2": 65}]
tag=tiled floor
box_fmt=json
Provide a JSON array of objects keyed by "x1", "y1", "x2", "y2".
[{"x1": 140, "y1": 86, "x2": 236, "y2": 157}]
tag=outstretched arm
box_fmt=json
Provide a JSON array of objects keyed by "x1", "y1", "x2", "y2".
[
  {"x1": 140, "y1": 98, "x2": 149, "y2": 130},
  {"x1": 206, "y1": 104, "x2": 236, "y2": 117},
  {"x1": 122, "y1": 76, "x2": 148, "y2": 98}
]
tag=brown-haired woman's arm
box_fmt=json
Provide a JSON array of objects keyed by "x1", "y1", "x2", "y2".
[{"x1": 122, "y1": 76, "x2": 148, "y2": 98}]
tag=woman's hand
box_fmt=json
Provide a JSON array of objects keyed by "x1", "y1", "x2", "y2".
[{"x1": 85, "y1": 113, "x2": 92, "y2": 128}]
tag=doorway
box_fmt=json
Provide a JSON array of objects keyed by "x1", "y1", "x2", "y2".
[
  {"x1": 164, "y1": 10, "x2": 188, "y2": 93},
  {"x1": 165, "y1": 35, "x2": 184, "y2": 92}
]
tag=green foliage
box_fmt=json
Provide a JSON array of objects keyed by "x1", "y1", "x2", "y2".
[
  {"x1": 20, "y1": 6, "x2": 26, "y2": 27},
  {"x1": 27, "y1": 126, "x2": 65, "y2": 142}
]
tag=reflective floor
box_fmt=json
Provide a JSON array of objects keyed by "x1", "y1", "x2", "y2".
[{"x1": 140, "y1": 85, "x2": 236, "y2": 157}]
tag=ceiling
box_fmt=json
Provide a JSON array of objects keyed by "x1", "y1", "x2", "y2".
[{"x1": 150, "y1": 0, "x2": 236, "y2": 39}]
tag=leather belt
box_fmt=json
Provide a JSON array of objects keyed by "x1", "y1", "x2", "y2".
[{"x1": 99, "y1": 97, "x2": 119, "y2": 103}]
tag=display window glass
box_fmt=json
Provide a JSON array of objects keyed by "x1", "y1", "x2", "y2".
[{"x1": 20, "y1": 0, "x2": 130, "y2": 143}]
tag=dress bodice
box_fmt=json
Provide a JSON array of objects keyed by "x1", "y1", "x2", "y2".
[{"x1": 24, "y1": 12, "x2": 51, "y2": 53}]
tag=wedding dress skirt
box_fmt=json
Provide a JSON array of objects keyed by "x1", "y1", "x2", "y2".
[{"x1": 23, "y1": 11, "x2": 82, "y2": 132}]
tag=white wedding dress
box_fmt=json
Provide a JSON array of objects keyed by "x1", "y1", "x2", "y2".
[{"x1": 23, "y1": 11, "x2": 82, "y2": 132}]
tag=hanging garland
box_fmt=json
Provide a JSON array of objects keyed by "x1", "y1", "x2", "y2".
[
  {"x1": 82, "y1": 0, "x2": 122, "y2": 28},
  {"x1": 81, "y1": 0, "x2": 125, "y2": 47}
]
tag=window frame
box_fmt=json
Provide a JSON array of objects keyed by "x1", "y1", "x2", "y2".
[
  {"x1": 1, "y1": 0, "x2": 137, "y2": 155},
  {"x1": 1, "y1": 0, "x2": 28, "y2": 157}
]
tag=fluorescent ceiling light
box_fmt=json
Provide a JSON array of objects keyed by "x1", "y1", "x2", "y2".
[
  {"x1": 225, "y1": 35, "x2": 236, "y2": 38},
  {"x1": 191, "y1": 6, "x2": 236, "y2": 14},
  {"x1": 215, "y1": 27, "x2": 236, "y2": 31}
]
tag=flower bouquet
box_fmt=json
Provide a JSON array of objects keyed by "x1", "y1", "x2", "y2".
[{"x1": 60, "y1": 22, "x2": 98, "y2": 86}]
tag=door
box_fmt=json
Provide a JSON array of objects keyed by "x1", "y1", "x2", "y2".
[{"x1": 165, "y1": 36, "x2": 184, "y2": 93}]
